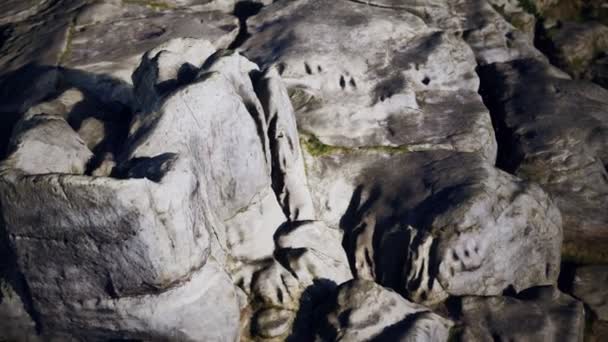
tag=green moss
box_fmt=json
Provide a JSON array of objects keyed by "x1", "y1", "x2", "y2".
[
  {"x1": 568, "y1": 56, "x2": 590, "y2": 76},
  {"x1": 561, "y1": 241, "x2": 608, "y2": 265},
  {"x1": 511, "y1": 16, "x2": 528, "y2": 32},
  {"x1": 300, "y1": 134, "x2": 350, "y2": 157},
  {"x1": 0, "y1": 280, "x2": 13, "y2": 301},
  {"x1": 58, "y1": 18, "x2": 76, "y2": 65},
  {"x1": 447, "y1": 324, "x2": 464, "y2": 342},
  {"x1": 300, "y1": 132, "x2": 410, "y2": 157},
  {"x1": 123, "y1": 0, "x2": 173, "y2": 10}
]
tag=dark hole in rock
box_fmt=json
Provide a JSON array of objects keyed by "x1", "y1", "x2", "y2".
[
  {"x1": 304, "y1": 62, "x2": 312, "y2": 75},
  {"x1": 113, "y1": 153, "x2": 178, "y2": 182}
]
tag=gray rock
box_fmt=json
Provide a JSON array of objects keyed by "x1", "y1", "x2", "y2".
[
  {"x1": 274, "y1": 220, "x2": 353, "y2": 287},
  {"x1": 0, "y1": 278, "x2": 40, "y2": 342},
  {"x1": 5, "y1": 113, "x2": 93, "y2": 175},
  {"x1": 63, "y1": 1, "x2": 239, "y2": 82},
  {"x1": 459, "y1": 287, "x2": 585, "y2": 342},
  {"x1": 0, "y1": 0, "x2": 87, "y2": 74},
  {"x1": 542, "y1": 21, "x2": 608, "y2": 80},
  {"x1": 254, "y1": 66, "x2": 315, "y2": 221},
  {"x1": 131, "y1": 37, "x2": 218, "y2": 119},
  {"x1": 302, "y1": 149, "x2": 562, "y2": 305},
  {"x1": 334, "y1": 0, "x2": 544, "y2": 65},
  {"x1": 1, "y1": 41, "x2": 305, "y2": 339},
  {"x1": 478, "y1": 58, "x2": 608, "y2": 262},
  {"x1": 43, "y1": 258, "x2": 240, "y2": 341},
  {"x1": 319, "y1": 280, "x2": 453, "y2": 341},
  {"x1": 571, "y1": 265, "x2": 608, "y2": 321},
  {"x1": 241, "y1": 0, "x2": 497, "y2": 161}
]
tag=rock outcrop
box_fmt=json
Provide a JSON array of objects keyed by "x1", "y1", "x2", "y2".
[
  {"x1": 1, "y1": 0, "x2": 607, "y2": 341},
  {"x1": 478, "y1": 58, "x2": 608, "y2": 263},
  {"x1": 458, "y1": 286, "x2": 585, "y2": 342}
]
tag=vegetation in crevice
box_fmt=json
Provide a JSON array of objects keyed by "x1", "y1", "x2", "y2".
[
  {"x1": 122, "y1": 0, "x2": 173, "y2": 11},
  {"x1": 561, "y1": 241, "x2": 608, "y2": 265},
  {"x1": 57, "y1": 16, "x2": 76, "y2": 65},
  {"x1": 300, "y1": 132, "x2": 411, "y2": 158}
]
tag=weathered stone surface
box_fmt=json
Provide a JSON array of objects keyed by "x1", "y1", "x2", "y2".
[
  {"x1": 478, "y1": 58, "x2": 608, "y2": 262},
  {"x1": 254, "y1": 66, "x2": 315, "y2": 221},
  {"x1": 0, "y1": 40, "x2": 298, "y2": 339},
  {"x1": 541, "y1": 21, "x2": 608, "y2": 80},
  {"x1": 303, "y1": 149, "x2": 562, "y2": 305},
  {"x1": 5, "y1": 113, "x2": 93, "y2": 175},
  {"x1": 0, "y1": 0, "x2": 86, "y2": 74},
  {"x1": 241, "y1": 0, "x2": 497, "y2": 161},
  {"x1": 486, "y1": 0, "x2": 537, "y2": 38},
  {"x1": 571, "y1": 265, "x2": 608, "y2": 321},
  {"x1": 275, "y1": 220, "x2": 353, "y2": 288},
  {"x1": 589, "y1": 55, "x2": 608, "y2": 89},
  {"x1": 0, "y1": 278, "x2": 40, "y2": 342},
  {"x1": 318, "y1": 280, "x2": 453, "y2": 341},
  {"x1": 43, "y1": 258, "x2": 240, "y2": 341},
  {"x1": 63, "y1": 1, "x2": 239, "y2": 82},
  {"x1": 459, "y1": 286, "x2": 585, "y2": 342},
  {"x1": 1, "y1": 0, "x2": 604, "y2": 340}
]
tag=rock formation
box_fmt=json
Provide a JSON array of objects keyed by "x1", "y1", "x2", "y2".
[{"x1": 0, "y1": 0, "x2": 606, "y2": 341}]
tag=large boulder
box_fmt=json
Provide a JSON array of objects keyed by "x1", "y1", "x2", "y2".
[
  {"x1": 302, "y1": 148, "x2": 562, "y2": 305},
  {"x1": 478, "y1": 58, "x2": 608, "y2": 263},
  {"x1": 318, "y1": 280, "x2": 453, "y2": 341},
  {"x1": 240, "y1": 0, "x2": 497, "y2": 162},
  {"x1": 459, "y1": 287, "x2": 585, "y2": 342},
  {"x1": 62, "y1": 0, "x2": 240, "y2": 82},
  {"x1": 571, "y1": 265, "x2": 608, "y2": 322},
  {"x1": 0, "y1": 39, "x2": 292, "y2": 339}
]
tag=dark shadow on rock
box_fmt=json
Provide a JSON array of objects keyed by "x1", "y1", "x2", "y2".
[
  {"x1": 228, "y1": 1, "x2": 265, "y2": 50},
  {"x1": 113, "y1": 153, "x2": 178, "y2": 182},
  {"x1": 370, "y1": 311, "x2": 433, "y2": 341},
  {"x1": 0, "y1": 63, "x2": 135, "y2": 164},
  {"x1": 477, "y1": 62, "x2": 526, "y2": 173},
  {"x1": 0, "y1": 204, "x2": 43, "y2": 335},
  {"x1": 286, "y1": 279, "x2": 339, "y2": 342}
]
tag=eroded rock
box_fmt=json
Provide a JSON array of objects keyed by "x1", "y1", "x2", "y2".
[
  {"x1": 319, "y1": 280, "x2": 453, "y2": 341},
  {"x1": 303, "y1": 149, "x2": 562, "y2": 305},
  {"x1": 478, "y1": 58, "x2": 608, "y2": 263},
  {"x1": 459, "y1": 286, "x2": 584, "y2": 342},
  {"x1": 571, "y1": 265, "x2": 608, "y2": 322},
  {"x1": 241, "y1": 0, "x2": 497, "y2": 161}
]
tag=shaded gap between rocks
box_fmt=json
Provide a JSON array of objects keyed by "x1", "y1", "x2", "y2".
[{"x1": 228, "y1": 1, "x2": 264, "y2": 50}]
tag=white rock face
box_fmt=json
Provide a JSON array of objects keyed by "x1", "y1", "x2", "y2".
[
  {"x1": 241, "y1": 0, "x2": 497, "y2": 162},
  {"x1": 275, "y1": 220, "x2": 353, "y2": 287},
  {"x1": 3, "y1": 0, "x2": 603, "y2": 340},
  {"x1": 303, "y1": 149, "x2": 562, "y2": 305},
  {"x1": 319, "y1": 280, "x2": 453, "y2": 341},
  {"x1": 5, "y1": 114, "x2": 93, "y2": 175},
  {"x1": 0, "y1": 35, "x2": 353, "y2": 340}
]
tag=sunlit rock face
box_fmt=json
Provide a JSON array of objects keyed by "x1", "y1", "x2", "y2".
[{"x1": 0, "y1": 0, "x2": 606, "y2": 341}]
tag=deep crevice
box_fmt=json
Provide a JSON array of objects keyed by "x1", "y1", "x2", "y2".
[{"x1": 228, "y1": 1, "x2": 264, "y2": 50}]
